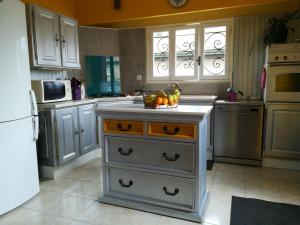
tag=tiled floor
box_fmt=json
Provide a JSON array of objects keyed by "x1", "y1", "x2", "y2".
[{"x1": 1, "y1": 158, "x2": 300, "y2": 225}]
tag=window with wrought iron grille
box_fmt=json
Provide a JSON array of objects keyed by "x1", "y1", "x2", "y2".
[{"x1": 146, "y1": 19, "x2": 233, "y2": 82}]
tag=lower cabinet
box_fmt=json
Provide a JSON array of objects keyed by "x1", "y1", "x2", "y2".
[
  {"x1": 264, "y1": 103, "x2": 300, "y2": 159},
  {"x1": 56, "y1": 107, "x2": 80, "y2": 164},
  {"x1": 37, "y1": 103, "x2": 97, "y2": 167}
]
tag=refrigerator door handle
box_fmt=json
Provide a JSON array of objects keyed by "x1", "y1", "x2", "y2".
[
  {"x1": 33, "y1": 116, "x2": 39, "y2": 141},
  {"x1": 29, "y1": 90, "x2": 38, "y2": 116}
]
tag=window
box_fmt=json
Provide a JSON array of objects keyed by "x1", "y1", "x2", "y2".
[{"x1": 147, "y1": 19, "x2": 233, "y2": 82}]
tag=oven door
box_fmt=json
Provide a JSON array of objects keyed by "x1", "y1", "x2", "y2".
[{"x1": 265, "y1": 64, "x2": 300, "y2": 102}]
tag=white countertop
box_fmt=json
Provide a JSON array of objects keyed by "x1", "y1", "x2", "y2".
[
  {"x1": 37, "y1": 99, "x2": 98, "y2": 109},
  {"x1": 96, "y1": 104, "x2": 213, "y2": 117},
  {"x1": 216, "y1": 100, "x2": 264, "y2": 105}
]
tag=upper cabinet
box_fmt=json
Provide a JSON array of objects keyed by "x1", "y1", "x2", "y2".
[{"x1": 26, "y1": 5, "x2": 80, "y2": 69}]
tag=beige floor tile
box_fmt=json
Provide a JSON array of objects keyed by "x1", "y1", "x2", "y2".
[
  {"x1": 212, "y1": 174, "x2": 245, "y2": 193},
  {"x1": 204, "y1": 196, "x2": 231, "y2": 225},
  {"x1": 61, "y1": 167, "x2": 102, "y2": 183},
  {"x1": 40, "y1": 177, "x2": 84, "y2": 194},
  {"x1": 245, "y1": 192, "x2": 283, "y2": 203},
  {"x1": 23, "y1": 190, "x2": 94, "y2": 219},
  {"x1": 0, "y1": 207, "x2": 39, "y2": 225},
  {"x1": 157, "y1": 216, "x2": 207, "y2": 225},
  {"x1": 214, "y1": 163, "x2": 246, "y2": 177},
  {"x1": 67, "y1": 180, "x2": 103, "y2": 200},
  {"x1": 112, "y1": 208, "x2": 161, "y2": 225},
  {"x1": 275, "y1": 169, "x2": 300, "y2": 182},
  {"x1": 26, "y1": 212, "x2": 72, "y2": 225},
  {"x1": 70, "y1": 220, "x2": 105, "y2": 225},
  {"x1": 81, "y1": 158, "x2": 103, "y2": 170},
  {"x1": 75, "y1": 203, "x2": 123, "y2": 224}
]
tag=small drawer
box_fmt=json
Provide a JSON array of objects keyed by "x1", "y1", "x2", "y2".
[
  {"x1": 107, "y1": 167, "x2": 195, "y2": 211},
  {"x1": 104, "y1": 120, "x2": 144, "y2": 135},
  {"x1": 148, "y1": 122, "x2": 196, "y2": 139},
  {"x1": 106, "y1": 137, "x2": 195, "y2": 175}
]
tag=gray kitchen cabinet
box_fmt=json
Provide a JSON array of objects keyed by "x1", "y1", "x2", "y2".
[
  {"x1": 264, "y1": 103, "x2": 300, "y2": 159},
  {"x1": 78, "y1": 104, "x2": 97, "y2": 154},
  {"x1": 29, "y1": 5, "x2": 61, "y2": 67},
  {"x1": 37, "y1": 103, "x2": 97, "y2": 168},
  {"x1": 60, "y1": 16, "x2": 80, "y2": 68},
  {"x1": 26, "y1": 4, "x2": 80, "y2": 69},
  {"x1": 55, "y1": 107, "x2": 80, "y2": 164}
]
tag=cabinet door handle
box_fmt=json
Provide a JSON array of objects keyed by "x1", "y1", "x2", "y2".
[
  {"x1": 81, "y1": 129, "x2": 85, "y2": 133},
  {"x1": 54, "y1": 33, "x2": 60, "y2": 45},
  {"x1": 163, "y1": 126, "x2": 180, "y2": 135},
  {"x1": 162, "y1": 152, "x2": 180, "y2": 161},
  {"x1": 118, "y1": 148, "x2": 133, "y2": 156},
  {"x1": 117, "y1": 123, "x2": 132, "y2": 131},
  {"x1": 163, "y1": 187, "x2": 179, "y2": 196},
  {"x1": 119, "y1": 179, "x2": 133, "y2": 188},
  {"x1": 73, "y1": 131, "x2": 79, "y2": 136}
]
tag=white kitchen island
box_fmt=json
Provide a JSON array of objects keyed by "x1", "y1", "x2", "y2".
[{"x1": 96, "y1": 104, "x2": 212, "y2": 222}]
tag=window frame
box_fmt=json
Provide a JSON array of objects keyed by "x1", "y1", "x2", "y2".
[{"x1": 146, "y1": 18, "x2": 233, "y2": 83}]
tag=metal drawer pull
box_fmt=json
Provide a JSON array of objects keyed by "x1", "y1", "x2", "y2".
[
  {"x1": 81, "y1": 129, "x2": 85, "y2": 133},
  {"x1": 163, "y1": 126, "x2": 180, "y2": 135},
  {"x1": 162, "y1": 152, "x2": 180, "y2": 161},
  {"x1": 117, "y1": 123, "x2": 132, "y2": 131},
  {"x1": 119, "y1": 179, "x2": 133, "y2": 188},
  {"x1": 163, "y1": 187, "x2": 179, "y2": 196},
  {"x1": 250, "y1": 108, "x2": 259, "y2": 112},
  {"x1": 118, "y1": 148, "x2": 133, "y2": 156},
  {"x1": 73, "y1": 131, "x2": 79, "y2": 136}
]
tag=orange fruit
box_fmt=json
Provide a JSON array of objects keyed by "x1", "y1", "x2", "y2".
[
  {"x1": 162, "y1": 97, "x2": 168, "y2": 105},
  {"x1": 155, "y1": 97, "x2": 163, "y2": 105},
  {"x1": 169, "y1": 100, "x2": 174, "y2": 106}
]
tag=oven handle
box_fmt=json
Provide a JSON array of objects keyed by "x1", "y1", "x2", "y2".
[{"x1": 270, "y1": 62, "x2": 300, "y2": 67}]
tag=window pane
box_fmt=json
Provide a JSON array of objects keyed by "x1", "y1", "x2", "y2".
[
  {"x1": 203, "y1": 26, "x2": 226, "y2": 76},
  {"x1": 153, "y1": 31, "x2": 169, "y2": 77},
  {"x1": 175, "y1": 28, "x2": 195, "y2": 77}
]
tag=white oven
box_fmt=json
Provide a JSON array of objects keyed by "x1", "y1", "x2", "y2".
[
  {"x1": 264, "y1": 43, "x2": 300, "y2": 103},
  {"x1": 31, "y1": 80, "x2": 72, "y2": 103}
]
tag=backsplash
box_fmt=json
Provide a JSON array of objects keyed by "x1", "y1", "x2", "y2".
[{"x1": 30, "y1": 69, "x2": 80, "y2": 80}]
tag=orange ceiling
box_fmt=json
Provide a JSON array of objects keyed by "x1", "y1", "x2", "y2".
[{"x1": 21, "y1": 0, "x2": 300, "y2": 28}]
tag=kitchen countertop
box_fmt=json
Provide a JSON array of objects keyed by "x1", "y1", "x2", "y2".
[
  {"x1": 216, "y1": 100, "x2": 264, "y2": 105},
  {"x1": 37, "y1": 99, "x2": 98, "y2": 109},
  {"x1": 133, "y1": 95, "x2": 218, "y2": 102},
  {"x1": 96, "y1": 104, "x2": 213, "y2": 117}
]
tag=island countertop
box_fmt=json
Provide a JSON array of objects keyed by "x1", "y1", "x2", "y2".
[{"x1": 96, "y1": 104, "x2": 213, "y2": 117}]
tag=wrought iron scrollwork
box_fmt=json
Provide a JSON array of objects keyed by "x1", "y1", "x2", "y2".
[
  {"x1": 154, "y1": 35, "x2": 169, "y2": 75},
  {"x1": 176, "y1": 40, "x2": 195, "y2": 70},
  {"x1": 203, "y1": 31, "x2": 226, "y2": 76}
]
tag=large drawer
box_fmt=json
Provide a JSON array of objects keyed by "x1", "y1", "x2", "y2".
[
  {"x1": 148, "y1": 122, "x2": 196, "y2": 139},
  {"x1": 106, "y1": 167, "x2": 195, "y2": 211},
  {"x1": 106, "y1": 137, "x2": 195, "y2": 175},
  {"x1": 104, "y1": 119, "x2": 144, "y2": 136}
]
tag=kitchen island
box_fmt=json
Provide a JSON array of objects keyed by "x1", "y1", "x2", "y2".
[{"x1": 96, "y1": 104, "x2": 212, "y2": 222}]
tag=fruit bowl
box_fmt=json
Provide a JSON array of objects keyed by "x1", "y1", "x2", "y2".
[{"x1": 143, "y1": 88, "x2": 181, "y2": 109}]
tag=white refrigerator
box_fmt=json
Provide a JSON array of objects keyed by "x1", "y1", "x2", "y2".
[{"x1": 0, "y1": 0, "x2": 40, "y2": 215}]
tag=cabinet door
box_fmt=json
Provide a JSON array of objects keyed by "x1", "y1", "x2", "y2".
[
  {"x1": 78, "y1": 104, "x2": 97, "y2": 155},
  {"x1": 32, "y1": 6, "x2": 61, "y2": 67},
  {"x1": 60, "y1": 16, "x2": 80, "y2": 68},
  {"x1": 55, "y1": 107, "x2": 79, "y2": 165},
  {"x1": 265, "y1": 104, "x2": 300, "y2": 159}
]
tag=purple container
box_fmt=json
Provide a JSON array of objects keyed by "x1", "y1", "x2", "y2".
[
  {"x1": 72, "y1": 88, "x2": 81, "y2": 100},
  {"x1": 227, "y1": 92, "x2": 237, "y2": 102}
]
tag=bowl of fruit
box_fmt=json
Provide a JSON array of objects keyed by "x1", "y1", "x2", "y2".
[{"x1": 143, "y1": 87, "x2": 181, "y2": 109}]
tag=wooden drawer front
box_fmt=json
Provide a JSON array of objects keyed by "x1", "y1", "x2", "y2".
[
  {"x1": 107, "y1": 167, "x2": 195, "y2": 211},
  {"x1": 107, "y1": 137, "x2": 195, "y2": 175},
  {"x1": 104, "y1": 120, "x2": 144, "y2": 135},
  {"x1": 148, "y1": 122, "x2": 196, "y2": 139}
]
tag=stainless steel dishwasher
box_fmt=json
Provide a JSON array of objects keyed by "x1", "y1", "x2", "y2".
[{"x1": 214, "y1": 101, "x2": 264, "y2": 166}]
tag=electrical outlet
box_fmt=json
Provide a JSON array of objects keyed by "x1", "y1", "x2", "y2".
[{"x1": 136, "y1": 74, "x2": 143, "y2": 81}]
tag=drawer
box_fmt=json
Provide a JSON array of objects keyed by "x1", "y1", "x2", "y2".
[
  {"x1": 106, "y1": 137, "x2": 195, "y2": 175},
  {"x1": 107, "y1": 167, "x2": 195, "y2": 211},
  {"x1": 148, "y1": 122, "x2": 196, "y2": 139},
  {"x1": 104, "y1": 119, "x2": 144, "y2": 135}
]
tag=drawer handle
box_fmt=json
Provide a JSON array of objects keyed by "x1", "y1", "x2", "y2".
[
  {"x1": 118, "y1": 148, "x2": 133, "y2": 156},
  {"x1": 163, "y1": 152, "x2": 180, "y2": 161},
  {"x1": 163, "y1": 126, "x2": 180, "y2": 135},
  {"x1": 119, "y1": 179, "x2": 133, "y2": 188},
  {"x1": 163, "y1": 187, "x2": 179, "y2": 196},
  {"x1": 117, "y1": 123, "x2": 132, "y2": 132}
]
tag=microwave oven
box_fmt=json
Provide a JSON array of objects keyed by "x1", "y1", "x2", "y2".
[{"x1": 31, "y1": 80, "x2": 72, "y2": 103}]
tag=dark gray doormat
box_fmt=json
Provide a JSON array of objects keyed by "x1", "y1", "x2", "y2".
[{"x1": 230, "y1": 196, "x2": 300, "y2": 225}]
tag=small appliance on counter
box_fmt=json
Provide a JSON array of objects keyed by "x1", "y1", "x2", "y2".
[{"x1": 31, "y1": 79, "x2": 72, "y2": 103}]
